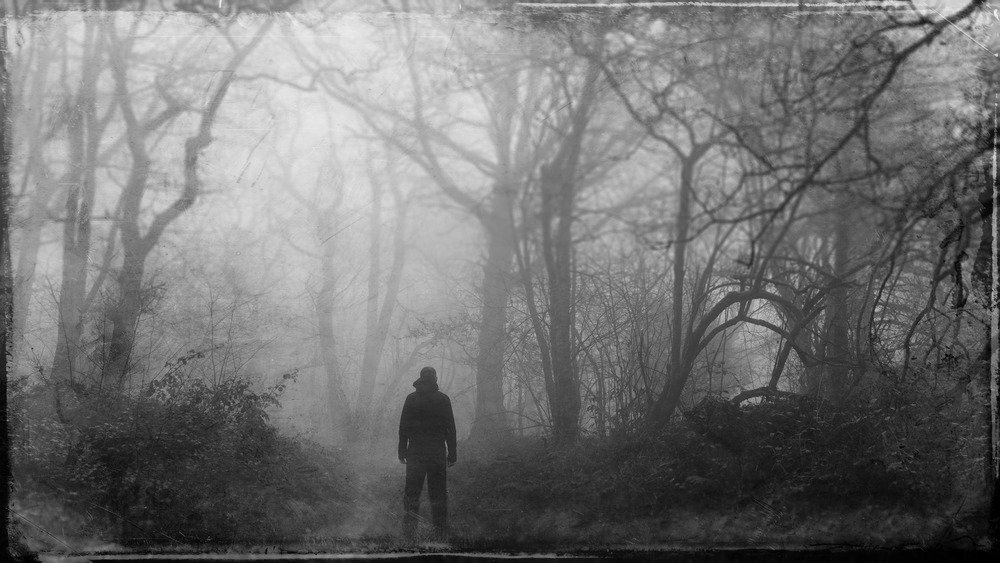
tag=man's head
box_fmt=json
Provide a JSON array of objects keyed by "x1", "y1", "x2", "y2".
[
  {"x1": 419, "y1": 366, "x2": 437, "y2": 382},
  {"x1": 414, "y1": 366, "x2": 438, "y2": 390}
]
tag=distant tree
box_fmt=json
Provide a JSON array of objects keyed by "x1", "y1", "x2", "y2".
[
  {"x1": 5, "y1": 10, "x2": 283, "y2": 433},
  {"x1": 595, "y1": 2, "x2": 987, "y2": 425},
  {"x1": 102, "y1": 15, "x2": 275, "y2": 384},
  {"x1": 355, "y1": 143, "x2": 411, "y2": 437},
  {"x1": 267, "y1": 130, "x2": 353, "y2": 441},
  {"x1": 509, "y1": 21, "x2": 642, "y2": 443},
  {"x1": 8, "y1": 16, "x2": 67, "y2": 355},
  {"x1": 293, "y1": 14, "x2": 591, "y2": 441},
  {"x1": 49, "y1": 16, "x2": 116, "y2": 393}
]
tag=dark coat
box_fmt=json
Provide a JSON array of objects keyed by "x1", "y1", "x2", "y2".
[{"x1": 398, "y1": 381, "x2": 457, "y2": 463}]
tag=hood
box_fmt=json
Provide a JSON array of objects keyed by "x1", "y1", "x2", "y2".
[{"x1": 413, "y1": 379, "x2": 439, "y2": 393}]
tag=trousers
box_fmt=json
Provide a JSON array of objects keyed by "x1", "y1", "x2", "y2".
[{"x1": 402, "y1": 457, "x2": 448, "y2": 537}]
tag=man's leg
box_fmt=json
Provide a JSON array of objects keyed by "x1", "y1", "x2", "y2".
[
  {"x1": 402, "y1": 460, "x2": 427, "y2": 539},
  {"x1": 426, "y1": 461, "x2": 448, "y2": 537}
]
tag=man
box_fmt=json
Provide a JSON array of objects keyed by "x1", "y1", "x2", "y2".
[{"x1": 398, "y1": 366, "x2": 457, "y2": 539}]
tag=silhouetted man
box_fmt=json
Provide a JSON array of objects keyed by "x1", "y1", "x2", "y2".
[{"x1": 398, "y1": 366, "x2": 457, "y2": 539}]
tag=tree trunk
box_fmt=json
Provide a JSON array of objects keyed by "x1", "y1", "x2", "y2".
[
  {"x1": 536, "y1": 61, "x2": 598, "y2": 445},
  {"x1": 50, "y1": 179, "x2": 88, "y2": 384},
  {"x1": 316, "y1": 224, "x2": 350, "y2": 441},
  {"x1": 11, "y1": 37, "x2": 56, "y2": 352},
  {"x1": 357, "y1": 176, "x2": 383, "y2": 419},
  {"x1": 650, "y1": 154, "x2": 699, "y2": 425},
  {"x1": 13, "y1": 179, "x2": 56, "y2": 355},
  {"x1": 516, "y1": 211, "x2": 555, "y2": 420},
  {"x1": 542, "y1": 164, "x2": 580, "y2": 444},
  {"x1": 106, "y1": 242, "x2": 147, "y2": 382},
  {"x1": 468, "y1": 183, "x2": 517, "y2": 443},
  {"x1": 975, "y1": 162, "x2": 998, "y2": 543},
  {"x1": 822, "y1": 197, "x2": 852, "y2": 402},
  {"x1": 356, "y1": 174, "x2": 408, "y2": 438},
  {"x1": 104, "y1": 19, "x2": 270, "y2": 385},
  {"x1": 52, "y1": 20, "x2": 101, "y2": 384}
]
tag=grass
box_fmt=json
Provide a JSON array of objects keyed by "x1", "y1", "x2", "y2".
[{"x1": 11, "y1": 433, "x2": 993, "y2": 557}]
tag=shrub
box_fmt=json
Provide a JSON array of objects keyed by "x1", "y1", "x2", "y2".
[
  {"x1": 10, "y1": 349, "x2": 354, "y2": 546},
  {"x1": 451, "y1": 389, "x2": 967, "y2": 540},
  {"x1": 682, "y1": 392, "x2": 958, "y2": 508}
]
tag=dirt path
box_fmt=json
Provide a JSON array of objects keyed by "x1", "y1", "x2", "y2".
[
  {"x1": 306, "y1": 443, "x2": 412, "y2": 542},
  {"x1": 303, "y1": 442, "x2": 491, "y2": 547}
]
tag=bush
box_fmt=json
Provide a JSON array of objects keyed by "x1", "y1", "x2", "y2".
[
  {"x1": 11, "y1": 349, "x2": 354, "y2": 546},
  {"x1": 451, "y1": 390, "x2": 969, "y2": 542},
  {"x1": 682, "y1": 393, "x2": 958, "y2": 508}
]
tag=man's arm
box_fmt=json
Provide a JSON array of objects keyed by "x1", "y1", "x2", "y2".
[
  {"x1": 398, "y1": 395, "x2": 412, "y2": 463},
  {"x1": 445, "y1": 396, "x2": 457, "y2": 464}
]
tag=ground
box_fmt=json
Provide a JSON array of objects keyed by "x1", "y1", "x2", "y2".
[{"x1": 9, "y1": 437, "x2": 994, "y2": 557}]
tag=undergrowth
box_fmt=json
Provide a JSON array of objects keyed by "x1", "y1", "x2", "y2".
[
  {"x1": 10, "y1": 366, "x2": 989, "y2": 552},
  {"x1": 9, "y1": 351, "x2": 355, "y2": 549},
  {"x1": 447, "y1": 394, "x2": 985, "y2": 547}
]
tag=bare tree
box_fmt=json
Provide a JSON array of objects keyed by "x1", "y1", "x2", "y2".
[
  {"x1": 49, "y1": 17, "x2": 115, "y2": 389},
  {"x1": 101, "y1": 15, "x2": 274, "y2": 383},
  {"x1": 266, "y1": 122, "x2": 353, "y2": 440},
  {"x1": 592, "y1": 2, "x2": 987, "y2": 426},
  {"x1": 289, "y1": 15, "x2": 588, "y2": 441},
  {"x1": 355, "y1": 144, "x2": 410, "y2": 436}
]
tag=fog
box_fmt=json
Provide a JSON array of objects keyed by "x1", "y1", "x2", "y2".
[
  {"x1": 6, "y1": 0, "x2": 997, "y2": 556},
  {"x1": 13, "y1": 8, "x2": 493, "y2": 444}
]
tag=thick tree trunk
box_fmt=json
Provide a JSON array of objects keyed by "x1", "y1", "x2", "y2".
[
  {"x1": 975, "y1": 162, "x2": 998, "y2": 542},
  {"x1": 468, "y1": 185, "x2": 516, "y2": 443},
  {"x1": 542, "y1": 166, "x2": 580, "y2": 445},
  {"x1": 106, "y1": 245, "x2": 147, "y2": 382},
  {"x1": 822, "y1": 197, "x2": 852, "y2": 401}
]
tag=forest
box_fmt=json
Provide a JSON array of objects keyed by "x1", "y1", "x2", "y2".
[{"x1": 3, "y1": 0, "x2": 998, "y2": 556}]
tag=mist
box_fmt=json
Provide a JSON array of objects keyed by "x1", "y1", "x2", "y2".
[{"x1": 5, "y1": 0, "x2": 997, "y2": 557}]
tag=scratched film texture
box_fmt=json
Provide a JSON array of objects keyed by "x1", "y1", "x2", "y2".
[{"x1": 4, "y1": 0, "x2": 997, "y2": 556}]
